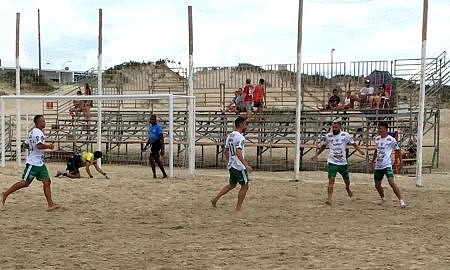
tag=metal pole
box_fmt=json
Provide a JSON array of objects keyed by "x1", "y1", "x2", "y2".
[
  {"x1": 38, "y1": 9, "x2": 42, "y2": 76},
  {"x1": 97, "y1": 9, "x2": 103, "y2": 166},
  {"x1": 416, "y1": 0, "x2": 428, "y2": 187},
  {"x1": 188, "y1": 5, "x2": 196, "y2": 177},
  {"x1": 168, "y1": 94, "x2": 174, "y2": 177},
  {"x1": 294, "y1": 0, "x2": 304, "y2": 180},
  {"x1": 331, "y1": 48, "x2": 335, "y2": 79},
  {"x1": 1, "y1": 97, "x2": 5, "y2": 167},
  {"x1": 16, "y1": 13, "x2": 21, "y2": 166}
]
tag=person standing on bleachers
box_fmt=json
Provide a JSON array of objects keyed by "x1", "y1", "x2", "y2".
[
  {"x1": 242, "y1": 78, "x2": 254, "y2": 119},
  {"x1": 253, "y1": 78, "x2": 265, "y2": 114}
]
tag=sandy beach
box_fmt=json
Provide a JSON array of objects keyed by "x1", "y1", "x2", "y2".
[{"x1": 0, "y1": 163, "x2": 449, "y2": 270}]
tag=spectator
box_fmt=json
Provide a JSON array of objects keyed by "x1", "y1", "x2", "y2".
[
  {"x1": 234, "y1": 88, "x2": 245, "y2": 114},
  {"x1": 325, "y1": 89, "x2": 340, "y2": 110},
  {"x1": 338, "y1": 90, "x2": 354, "y2": 110},
  {"x1": 369, "y1": 85, "x2": 384, "y2": 109},
  {"x1": 253, "y1": 78, "x2": 265, "y2": 114},
  {"x1": 69, "y1": 91, "x2": 84, "y2": 118},
  {"x1": 242, "y1": 79, "x2": 254, "y2": 119},
  {"x1": 225, "y1": 89, "x2": 242, "y2": 113},
  {"x1": 83, "y1": 83, "x2": 93, "y2": 121},
  {"x1": 358, "y1": 79, "x2": 374, "y2": 106}
]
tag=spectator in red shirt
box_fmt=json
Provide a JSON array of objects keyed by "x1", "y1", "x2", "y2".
[
  {"x1": 242, "y1": 79, "x2": 254, "y2": 119},
  {"x1": 253, "y1": 78, "x2": 265, "y2": 114}
]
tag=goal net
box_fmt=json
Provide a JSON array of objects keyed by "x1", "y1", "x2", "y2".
[{"x1": 0, "y1": 93, "x2": 196, "y2": 178}]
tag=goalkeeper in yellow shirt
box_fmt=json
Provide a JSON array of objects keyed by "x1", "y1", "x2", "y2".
[{"x1": 55, "y1": 151, "x2": 109, "y2": 179}]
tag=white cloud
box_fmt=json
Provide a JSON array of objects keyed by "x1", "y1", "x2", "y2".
[{"x1": 0, "y1": 0, "x2": 448, "y2": 72}]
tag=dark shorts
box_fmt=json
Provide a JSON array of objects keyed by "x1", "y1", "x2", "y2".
[
  {"x1": 229, "y1": 168, "x2": 249, "y2": 185},
  {"x1": 66, "y1": 154, "x2": 82, "y2": 174},
  {"x1": 253, "y1": 101, "x2": 263, "y2": 108},
  {"x1": 150, "y1": 141, "x2": 162, "y2": 156},
  {"x1": 327, "y1": 163, "x2": 349, "y2": 180},
  {"x1": 374, "y1": 167, "x2": 394, "y2": 182},
  {"x1": 22, "y1": 164, "x2": 50, "y2": 183}
]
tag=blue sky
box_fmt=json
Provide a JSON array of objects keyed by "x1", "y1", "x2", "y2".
[{"x1": 0, "y1": 0, "x2": 448, "y2": 71}]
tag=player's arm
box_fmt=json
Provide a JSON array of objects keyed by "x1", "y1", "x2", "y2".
[
  {"x1": 351, "y1": 143, "x2": 365, "y2": 156},
  {"x1": 223, "y1": 148, "x2": 229, "y2": 161},
  {"x1": 371, "y1": 149, "x2": 377, "y2": 169},
  {"x1": 85, "y1": 161, "x2": 94, "y2": 178},
  {"x1": 160, "y1": 134, "x2": 165, "y2": 156},
  {"x1": 395, "y1": 148, "x2": 403, "y2": 171},
  {"x1": 312, "y1": 144, "x2": 327, "y2": 160},
  {"x1": 36, "y1": 142, "x2": 54, "y2": 150},
  {"x1": 93, "y1": 163, "x2": 109, "y2": 178},
  {"x1": 236, "y1": 148, "x2": 252, "y2": 172}
]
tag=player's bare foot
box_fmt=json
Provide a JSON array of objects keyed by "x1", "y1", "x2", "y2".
[
  {"x1": 346, "y1": 188, "x2": 353, "y2": 198},
  {"x1": 236, "y1": 206, "x2": 243, "y2": 211},
  {"x1": 1, "y1": 192, "x2": 6, "y2": 206},
  {"x1": 211, "y1": 199, "x2": 217, "y2": 208},
  {"x1": 325, "y1": 200, "x2": 332, "y2": 206},
  {"x1": 47, "y1": 204, "x2": 61, "y2": 212},
  {"x1": 153, "y1": 175, "x2": 157, "y2": 179}
]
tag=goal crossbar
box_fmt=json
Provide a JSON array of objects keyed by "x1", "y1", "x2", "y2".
[{"x1": 1, "y1": 93, "x2": 196, "y2": 178}]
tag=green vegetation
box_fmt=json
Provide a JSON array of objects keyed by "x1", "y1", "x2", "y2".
[{"x1": 0, "y1": 69, "x2": 56, "y2": 92}]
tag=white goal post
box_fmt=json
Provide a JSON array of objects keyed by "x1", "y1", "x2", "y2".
[{"x1": 0, "y1": 93, "x2": 196, "y2": 178}]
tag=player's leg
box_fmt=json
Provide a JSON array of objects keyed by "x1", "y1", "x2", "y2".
[
  {"x1": 236, "y1": 170, "x2": 250, "y2": 211},
  {"x1": 386, "y1": 167, "x2": 405, "y2": 207},
  {"x1": 211, "y1": 168, "x2": 240, "y2": 207},
  {"x1": 154, "y1": 153, "x2": 168, "y2": 178},
  {"x1": 149, "y1": 154, "x2": 157, "y2": 178},
  {"x1": 374, "y1": 169, "x2": 385, "y2": 204},
  {"x1": 37, "y1": 165, "x2": 60, "y2": 211},
  {"x1": 340, "y1": 165, "x2": 353, "y2": 198},
  {"x1": 2, "y1": 164, "x2": 37, "y2": 206},
  {"x1": 326, "y1": 163, "x2": 338, "y2": 205}
]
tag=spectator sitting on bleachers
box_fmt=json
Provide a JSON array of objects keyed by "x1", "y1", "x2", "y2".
[
  {"x1": 225, "y1": 88, "x2": 242, "y2": 112},
  {"x1": 337, "y1": 90, "x2": 354, "y2": 111},
  {"x1": 234, "y1": 88, "x2": 245, "y2": 114},
  {"x1": 69, "y1": 90, "x2": 84, "y2": 118},
  {"x1": 325, "y1": 89, "x2": 340, "y2": 110},
  {"x1": 369, "y1": 85, "x2": 385, "y2": 109},
  {"x1": 356, "y1": 79, "x2": 374, "y2": 107},
  {"x1": 83, "y1": 83, "x2": 93, "y2": 121}
]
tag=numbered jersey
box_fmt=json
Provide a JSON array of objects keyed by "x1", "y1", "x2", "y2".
[
  {"x1": 374, "y1": 135, "x2": 399, "y2": 170},
  {"x1": 225, "y1": 131, "x2": 246, "y2": 170},
  {"x1": 26, "y1": 128, "x2": 46, "y2": 166},
  {"x1": 323, "y1": 131, "x2": 355, "y2": 165}
]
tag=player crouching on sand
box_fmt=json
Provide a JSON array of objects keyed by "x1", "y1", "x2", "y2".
[
  {"x1": 55, "y1": 151, "x2": 109, "y2": 179},
  {"x1": 211, "y1": 116, "x2": 253, "y2": 211}
]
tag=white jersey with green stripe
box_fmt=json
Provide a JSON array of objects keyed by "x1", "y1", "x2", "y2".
[
  {"x1": 26, "y1": 128, "x2": 46, "y2": 166},
  {"x1": 225, "y1": 131, "x2": 246, "y2": 171}
]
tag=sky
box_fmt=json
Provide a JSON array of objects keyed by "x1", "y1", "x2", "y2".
[{"x1": 0, "y1": 0, "x2": 449, "y2": 71}]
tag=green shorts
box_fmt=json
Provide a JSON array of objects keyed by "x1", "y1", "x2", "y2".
[
  {"x1": 22, "y1": 164, "x2": 50, "y2": 183},
  {"x1": 374, "y1": 167, "x2": 394, "y2": 182},
  {"x1": 229, "y1": 168, "x2": 249, "y2": 185},
  {"x1": 328, "y1": 163, "x2": 349, "y2": 180}
]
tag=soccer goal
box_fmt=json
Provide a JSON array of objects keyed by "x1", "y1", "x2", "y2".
[{"x1": 0, "y1": 93, "x2": 196, "y2": 178}]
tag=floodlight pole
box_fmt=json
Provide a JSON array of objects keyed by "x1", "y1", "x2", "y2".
[
  {"x1": 416, "y1": 0, "x2": 428, "y2": 187},
  {"x1": 188, "y1": 6, "x2": 196, "y2": 177},
  {"x1": 97, "y1": 8, "x2": 103, "y2": 166},
  {"x1": 294, "y1": 0, "x2": 304, "y2": 180},
  {"x1": 16, "y1": 13, "x2": 21, "y2": 166},
  {"x1": 38, "y1": 9, "x2": 42, "y2": 76}
]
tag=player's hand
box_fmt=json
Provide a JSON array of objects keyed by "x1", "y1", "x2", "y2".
[
  {"x1": 48, "y1": 143, "x2": 55, "y2": 150},
  {"x1": 160, "y1": 149, "x2": 165, "y2": 157},
  {"x1": 370, "y1": 162, "x2": 375, "y2": 172},
  {"x1": 246, "y1": 165, "x2": 253, "y2": 173}
]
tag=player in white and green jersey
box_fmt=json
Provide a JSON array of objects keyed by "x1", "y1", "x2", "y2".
[
  {"x1": 211, "y1": 116, "x2": 253, "y2": 211},
  {"x1": 371, "y1": 121, "x2": 406, "y2": 207},
  {"x1": 1, "y1": 115, "x2": 60, "y2": 211},
  {"x1": 313, "y1": 120, "x2": 365, "y2": 205}
]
